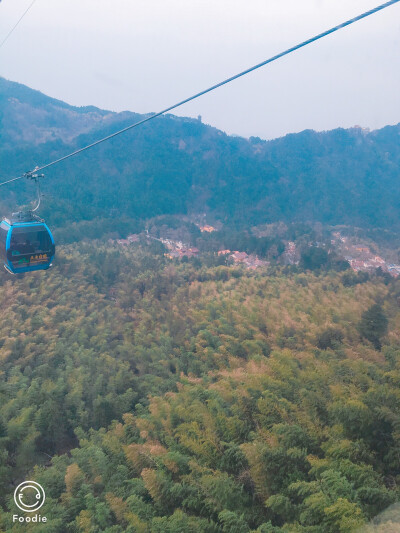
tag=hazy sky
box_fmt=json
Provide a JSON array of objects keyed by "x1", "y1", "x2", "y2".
[{"x1": 0, "y1": 0, "x2": 399, "y2": 139}]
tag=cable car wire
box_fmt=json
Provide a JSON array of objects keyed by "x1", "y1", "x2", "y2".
[
  {"x1": 0, "y1": 0, "x2": 399, "y2": 188},
  {"x1": 0, "y1": 0, "x2": 38, "y2": 50}
]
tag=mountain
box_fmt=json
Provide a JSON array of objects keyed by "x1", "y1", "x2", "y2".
[
  {"x1": 1, "y1": 76, "x2": 400, "y2": 236},
  {"x1": 2, "y1": 78, "x2": 400, "y2": 533}
]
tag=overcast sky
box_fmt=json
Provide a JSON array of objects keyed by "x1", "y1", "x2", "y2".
[{"x1": 0, "y1": 0, "x2": 399, "y2": 139}]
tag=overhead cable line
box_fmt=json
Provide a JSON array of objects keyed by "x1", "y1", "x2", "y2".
[
  {"x1": 0, "y1": 0, "x2": 38, "y2": 50},
  {"x1": 0, "y1": 0, "x2": 399, "y2": 188}
]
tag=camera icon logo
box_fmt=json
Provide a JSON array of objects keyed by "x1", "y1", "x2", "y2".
[{"x1": 14, "y1": 481, "x2": 45, "y2": 513}]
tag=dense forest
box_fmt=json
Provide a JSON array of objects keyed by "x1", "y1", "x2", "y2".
[
  {"x1": 0, "y1": 241, "x2": 399, "y2": 532},
  {"x1": 1, "y1": 77, "x2": 400, "y2": 236}
]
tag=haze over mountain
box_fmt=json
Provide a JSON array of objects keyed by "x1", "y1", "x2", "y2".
[{"x1": 1, "y1": 76, "x2": 399, "y2": 235}]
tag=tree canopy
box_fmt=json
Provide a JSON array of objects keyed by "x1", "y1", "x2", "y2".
[{"x1": 0, "y1": 241, "x2": 399, "y2": 532}]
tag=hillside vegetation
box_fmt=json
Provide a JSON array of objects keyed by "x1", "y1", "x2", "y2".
[
  {"x1": 1, "y1": 76, "x2": 400, "y2": 532},
  {"x1": 0, "y1": 242, "x2": 399, "y2": 532},
  {"x1": 1, "y1": 77, "x2": 400, "y2": 234}
]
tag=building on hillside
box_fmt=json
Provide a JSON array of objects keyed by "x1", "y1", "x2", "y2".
[
  {"x1": 165, "y1": 247, "x2": 199, "y2": 260},
  {"x1": 283, "y1": 241, "x2": 299, "y2": 265},
  {"x1": 199, "y1": 225, "x2": 216, "y2": 233},
  {"x1": 349, "y1": 259, "x2": 366, "y2": 271},
  {"x1": 231, "y1": 251, "x2": 248, "y2": 262},
  {"x1": 388, "y1": 265, "x2": 400, "y2": 277}
]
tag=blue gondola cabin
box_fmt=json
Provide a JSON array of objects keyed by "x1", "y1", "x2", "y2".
[{"x1": 0, "y1": 215, "x2": 55, "y2": 274}]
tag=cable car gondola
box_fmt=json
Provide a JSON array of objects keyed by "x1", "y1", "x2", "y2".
[
  {"x1": 0, "y1": 213, "x2": 55, "y2": 274},
  {"x1": 0, "y1": 173, "x2": 55, "y2": 274}
]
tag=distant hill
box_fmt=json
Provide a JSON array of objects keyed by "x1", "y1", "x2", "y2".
[{"x1": 1, "y1": 76, "x2": 400, "y2": 236}]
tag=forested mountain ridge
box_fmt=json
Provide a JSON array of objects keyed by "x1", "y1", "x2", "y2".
[
  {"x1": 1, "y1": 76, "x2": 400, "y2": 233},
  {"x1": 0, "y1": 77, "x2": 127, "y2": 146}
]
